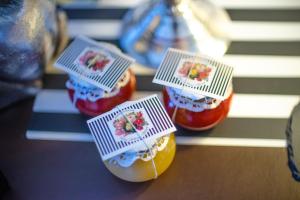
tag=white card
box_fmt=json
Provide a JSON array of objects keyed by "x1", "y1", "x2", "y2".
[
  {"x1": 87, "y1": 95, "x2": 176, "y2": 161},
  {"x1": 54, "y1": 36, "x2": 135, "y2": 92},
  {"x1": 153, "y1": 48, "x2": 234, "y2": 100}
]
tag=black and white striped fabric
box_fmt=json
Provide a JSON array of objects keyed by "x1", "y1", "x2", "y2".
[
  {"x1": 55, "y1": 36, "x2": 134, "y2": 91},
  {"x1": 87, "y1": 95, "x2": 176, "y2": 160},
  {"x1": 153, "y1": 48, "x2": 234, "y2": 100},
  {"x1": 26, "y1": 0, "x2": 300, "y2": 148}
]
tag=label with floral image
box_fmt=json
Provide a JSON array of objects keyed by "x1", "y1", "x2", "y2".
[
  {"x1": 175, "y1": 58, "x2": 216, "y2": 86},
  {"x1": 55, "y1": 36, "x2": 135, "y2": 92},
  {"x1": 75, "y1": 47, "x2": 114, "y2": 75},
  {"x1": 87, "y1": 95, "x2": 176, "y2": 161},
  {"x1": 153, "y1": 48, "x2": 234, "y2": 100},
  {"x1": 108, "y1": 108, "x2": 154, "y2": 143}
]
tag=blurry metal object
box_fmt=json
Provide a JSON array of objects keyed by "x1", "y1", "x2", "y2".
[
  {"x1": 0, "y1": 0, "x2": 68, "y2": 109},
  {"x1": 286, "y1": 101, "x2": 300, "y2": 182},
  {"x1": 54, "y1": 0, "x2": 99, "y2": 5},
  {"x1": 120, "y1": 0, "x2": 231, "y2": 68}
]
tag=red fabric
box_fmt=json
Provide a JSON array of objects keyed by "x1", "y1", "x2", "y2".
[
  {"x1": 162, "y1": 88, "x2": 233, "y2": 130},
  {"x1": 67, "y1": 70, "x2": 136, "y2": 116}
]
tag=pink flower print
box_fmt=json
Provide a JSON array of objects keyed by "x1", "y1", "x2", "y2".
[
  {"x1": 115, "y1": 129, "x2": 125, "y2": 136},
  {"x1": 113, "y1": 111, "x2": 148, "y2": 137},
  {"x1": 114, "y1": 122, "x2": 124, "y2": 130},
  {"x1": 134, "y1": 118, "x2": 144, "y2": 126},
  {"x1": 136, "y1": 111, "x2": 143, "y2": 118},
  {"x1": 79, "y1": 50, "x2": 110, "y2": 72},
  {"x1": 179, "y1": 61, "x2": 193, "y2": 76}
]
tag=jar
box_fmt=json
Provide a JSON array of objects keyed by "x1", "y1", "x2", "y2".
[
  {"x1": 104, "y1": 133, "x2": 176, "y2": 182},
  {"x1": 162, "y1": 85, "x2": 233, "y2": 131},
  {"x1": 66, "y1": 69, "x2": 136, "y2": 116}
]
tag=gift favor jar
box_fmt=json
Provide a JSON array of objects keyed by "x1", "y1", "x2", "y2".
[
  {"x1": 66, "y1": 69, "x2": 136, "y2": 116},
  {"x1": 162, "y1": 85, "x2": 233, "y2": 131},
  {"x1": 104, "y1": 133, "x2": 176, "y2": 182}
]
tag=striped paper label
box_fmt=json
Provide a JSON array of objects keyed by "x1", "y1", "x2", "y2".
[
  {"x1": 153, "y1": 48, "x2": 234, "y2": 100},
  {"x1": 87, "y1": 95, "x2": 176, "y2": 160},
  {"x1": 54, "y1": 36, "x2": 135, "y2": 92}
]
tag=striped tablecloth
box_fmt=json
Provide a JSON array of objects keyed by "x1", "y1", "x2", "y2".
[{"x1": 27, "y1": 0, "x2": 300, "y2": 148}]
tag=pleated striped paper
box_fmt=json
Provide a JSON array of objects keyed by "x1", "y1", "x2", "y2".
[
  {"x1": 55, "y1": 36, "x2": 135, "y2": 91},
  {"x1": 153, "y1": 48, "x2": 234, "y2": 100}
]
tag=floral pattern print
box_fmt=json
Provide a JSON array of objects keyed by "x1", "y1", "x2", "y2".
[
  {"x1": 113, "y1": 111, "x2": 148, "y2": 137},
  {"x1": 178, "y1": 61, "x2": 212, "y2": 82},
  {"x1": 79, "y1": 50, "x2": 110, "y2": 72}
]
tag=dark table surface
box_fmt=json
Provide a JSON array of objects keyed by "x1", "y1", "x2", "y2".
[
  {"x1": 1, "y1": 98, "x2": 300, "y2": 200},
  {"x1": 1, "y1": 0, "x2": 300, "y2": 199}
]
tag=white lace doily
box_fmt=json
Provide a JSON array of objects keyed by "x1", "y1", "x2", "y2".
[
  {"x1": 166, "y1": 84, "x2": 232, "y2": 112},
  {"x1": 66, "y1": 70, "x2": 130, "y2": 103},
  {"x1": 108, "y1": 135, "x2": 170, "y2": 168}
]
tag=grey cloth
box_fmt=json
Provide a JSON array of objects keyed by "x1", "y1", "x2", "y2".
[{"x1": 0, "y1": 0, "x2": 67, "y2": 109}]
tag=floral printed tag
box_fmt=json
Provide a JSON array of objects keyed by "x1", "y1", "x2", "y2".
[
  {"x1": 175, "y1": 58, "x2": 216, "y2": 87},
  {"x1": 108, "y1": 108, "x2": 154, "y2": 143},
  {"x1": 54, "y1": 36, "x2": 135, "y2": 92},
  {"x1": 153, "y1": 48, "x2": 234, "y2": 100},
  {"x1": 74, "y1": 47, "x2": 114, "y2": 76},
  {"x1": 87, "y1": 95, "x2": 176, "y2": 161}
]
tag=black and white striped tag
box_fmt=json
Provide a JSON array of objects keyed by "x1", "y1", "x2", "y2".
[
  {"x1": 153, "y1": 48, "x2": 234, "y2": 100},
  {"x1": 54, "y1": 36, "x2": 135, "y2": 92},
  {"x1": 87, "y1": 95, "x2": 176, "y2": 161}
]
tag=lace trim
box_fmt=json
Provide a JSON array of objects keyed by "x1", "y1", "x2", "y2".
[
  {"x1": 108, "y1": 135, "x2": 170, "y2": 168},
  {"x1": 166, "y1": 84, "x2": 232, "y2": 112},
  {"x1": 66, "y1": 70, "x2": 130, "y2": 102}
]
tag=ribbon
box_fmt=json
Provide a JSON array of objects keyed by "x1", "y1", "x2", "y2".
[{"x1": 116, "y1": 106, "x2": 158, "y2": 179}]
